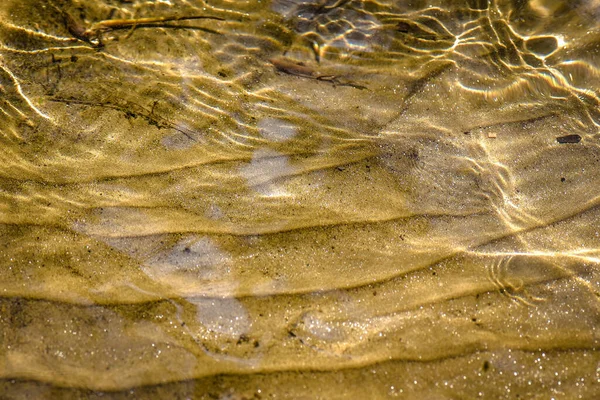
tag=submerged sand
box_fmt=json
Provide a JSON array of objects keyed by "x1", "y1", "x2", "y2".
[{"x1": 0, "y1": 0, "x2": 598, "y2": 398}]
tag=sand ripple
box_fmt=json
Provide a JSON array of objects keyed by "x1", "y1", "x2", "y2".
[{"x1": 0, "y1": 0, "x2": 598, "y2": 398}]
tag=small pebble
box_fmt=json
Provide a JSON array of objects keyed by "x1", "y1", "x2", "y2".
[{"x1": 556, "y1": 134, "x2": 581, "y2": 144}]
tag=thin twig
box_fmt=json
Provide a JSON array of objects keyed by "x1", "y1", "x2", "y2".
[
  {"x1": 269, "y1": 57, "x2": 367, "y2": 90},
  {"x1": 52, "y1": 2, "x2": 225, "y2": 47},
  {"x1": 84, "y1": 15, "x2": 224, "y2": 42},
  {"x1": 49, "y1": 97, "x2": 198, "y2": 141}
]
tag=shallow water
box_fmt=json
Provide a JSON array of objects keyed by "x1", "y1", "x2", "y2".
[{"x1": 0, "y1": 0, "x2": 599, "y2": 398}]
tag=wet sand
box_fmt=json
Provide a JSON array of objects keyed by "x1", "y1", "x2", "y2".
[{"x1": 0, "y1": 0, "x2": 598, "y2": 398}]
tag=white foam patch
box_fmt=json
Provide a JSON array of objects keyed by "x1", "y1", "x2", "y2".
[
  {"x1": 239, "y1": 148, "x2": 294, "y2": 196},
  {"x1": 143, "y1": 236, "x2": 231, "y2": 281},
  {"x1": 191, "y1": 297, "x2": 250, "y2": 338},
  {"x1": 257, "y1": 117, "x2": 298, "y2": 142}
]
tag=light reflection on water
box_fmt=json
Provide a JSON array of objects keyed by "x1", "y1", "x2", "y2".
[{"x1": 0, "y1": 0, "x2": 599, "y2": 398}]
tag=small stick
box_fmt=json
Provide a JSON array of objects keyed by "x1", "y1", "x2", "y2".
[
  {"x1": 269, "y1": 57, "x2": 321, "y2": 79},
  {"x1": 84, "y1": 15, "x2": 225, "y2": 39},
  {"x1": 268, "y1": 57, "x2": 367, "y2": 90},
  {"x1": 54, "y1": 2, "x2": 224, "y2": 47}
]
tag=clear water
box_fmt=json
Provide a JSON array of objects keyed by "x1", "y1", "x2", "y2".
[{"x1": 0, "y1": 0, "x2": 599, "y2": 398}]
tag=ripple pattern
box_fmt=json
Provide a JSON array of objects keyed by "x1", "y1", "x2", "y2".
[{"x1": 0, "y1": 0, "x2": 599, "y2": 398}]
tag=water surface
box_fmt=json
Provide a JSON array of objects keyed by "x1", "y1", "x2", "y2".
[{"x1": 0, "y1": 0, "x2": 599, "y2": 398}]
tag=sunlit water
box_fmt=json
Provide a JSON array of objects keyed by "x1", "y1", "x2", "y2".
[{"x1": 0, "y1": 0, "x2": 599, "y2": 398}]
